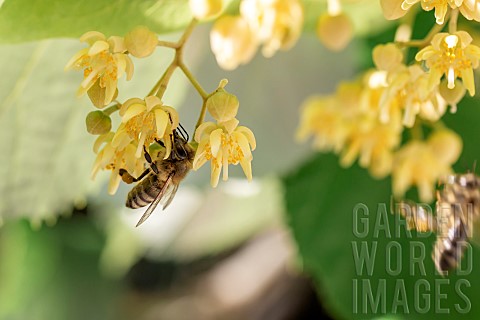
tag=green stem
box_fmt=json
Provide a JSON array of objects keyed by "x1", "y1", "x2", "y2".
[
  {"x1": 194, "y1": 100, "x2": 208, "y2": 140},
  {"x1": 177, "y1": 19, "x2": 198, "y2": 47},
  {"x1": 179, "y1": 62, "x2": 208, "y2": 99},
  {"x1": 396, "y1": 17, "x2": 447, "y2": 48},
  {"x1": 152, "y1": 63, "x2": 178, "y2": 99},
  {"x1": 449, "y1": 9, "x2": 458, "y2": 33},
  {"x1": 103, "y1": 103, "x2": 120, "y2": 116},
  {"x1": 157, "y1": 40, "x2": 178, "y2": 49},
  {"x1": 410, "y1": 121, "x2": 424, "y2": 140}
]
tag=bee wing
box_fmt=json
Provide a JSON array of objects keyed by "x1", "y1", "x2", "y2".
[
  {"x1": 135, "y1": 174, "x2": 174, "y2": 227},
  {"x1": 162, "y1": 183, "x2": 179, "y2": 210}
]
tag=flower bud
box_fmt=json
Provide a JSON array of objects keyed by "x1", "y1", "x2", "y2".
[
  {"x1": 316, "y1": 13, "x2": 353, "y2": 52},
  {"x1": 125, "y1": 26, "x2": 158, "y2": 58},
  {"x1": 86, "y1": 111, "x2": 112, "y2": 135},
  {"x1": 206, "y1": 85, "x2": 239, "y2": 122},
  {"x1": 380, "y1": 0, "x2": 407, "y2": 20},
  {"x1": 372, "y1": 43, "x2": 403, "y2": 71},
  {"x1": 189, "y1": 0, "x2": 223, "y2": 20},
  {"x1": 428, "y1": 129, "x2": 462, "y2": 165}
]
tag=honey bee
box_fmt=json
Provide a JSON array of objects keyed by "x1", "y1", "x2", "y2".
[
  {"x1": 396, "y1": 173, "x2": 480, "y2": 274},
  {"x1": 119, "y1": 126, "x2": 195, "y2": 227}
]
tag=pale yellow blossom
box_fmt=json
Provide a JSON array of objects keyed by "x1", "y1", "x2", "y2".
[
  {"x1": 392, "y1": 129, "x2": 462, "y2": 202},
  {"x1": 341, "y1": 74, "x2": 403, "y2": 178},
  {"x1": 298, "y1": 74, "x2": 403, "y2": 178},
  {"x1": 240, "y1": 0, "x2": 304, "y2": 57},
  {"x1": 210, "y1": 15, "x2": 258, "y2": 70},
  {"x1": 316, "y1": 12, "x2": 353, "y2": 52},
  {"x1": 91, "y1": 133, "x2": 145, "y2": 195},
  {"x1": 193, "y1": 119, "x2": 256, "y2": 187},
  {"x1": 379, "y1": 64, "x2": 447, "y2": 127},
  {"x1": 190, "y1": 0, "x2": 224, "y2": 20},
  {"x1": 416, "y1": 31, "x2": 480, "y2": 95},
  {"x1": 115, "y1": 96, "x2": 179, "y2": 159},
  {"x1": 65, "y1": 31, "x2": 134, "y2": 106},
  {"x1": 400, "y1": 0, "x2": 480, "y2": 24},
  {"x1": 296, "y1": 96, "x2": 353, "y2": 153}
]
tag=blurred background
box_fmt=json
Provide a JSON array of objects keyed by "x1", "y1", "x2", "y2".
[{"x1": 1, "y1": 1, "x2": 480, "y2": 320}]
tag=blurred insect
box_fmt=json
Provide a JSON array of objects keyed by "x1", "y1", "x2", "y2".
[
  {"x1": 395, "y1": 173, "x2": 480, "y2": 274},
  {"x1": 119, "y1": 125, "x2": 195, "y2": 227}
]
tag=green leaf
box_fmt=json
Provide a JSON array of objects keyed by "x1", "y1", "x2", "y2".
[
  {"x1": 0, "y1": 0, "x2": 192, "y2": 43},
  {"x1": 284, "y1": 97, "x2": 480, "y2": 319},
  {"x1": 0, "y1": 218, "x2": 121, "y2": 320}
]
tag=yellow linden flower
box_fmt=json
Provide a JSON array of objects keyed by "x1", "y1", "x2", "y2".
[
  {"x1": 91, "y1": 132, "x2": 145, "y2": 195},
  {"x1": 65, "y1": 31, "x2": 134, "y2": 106},
  {"x1": 115, "y1": 96, "x2": 179, "y2": 159},
  {"x1": 392, "y1": 129, "x2": 462, "y2": 202},
  {"x1": 240, "y1": 0, "x2": 304, "y2": 57},
  {"x1": 298, "y1": 73, "x2": 403, "y2": 178},
  {"x1": 380, "y1": 64, "x2": 447, "y2": 127},
  {"x1": 297, "y1": 81, "x2": 363, "y2": 152},
  {"x1": 416, "y1": 31, "x2": 480, "y2": 96},
  {"x1": 189, "y1": 0, "x2": 223, "y2": 20},
  {"x1": 193, "y1": 118, "x2": 256, "y2": 187},
  {"x1": 380, "y1": 0, "x2": 408, "y2": 20},
  {"x1": 210, "y1": 15, "x2": 258, "y2": 70},
  {"x1": 372, "y1": 43, "x2": 404, "y2": 72},
  {"x1": 401, "y1": 0, "x2": 480, "y2": 24},
  {"x1": 316, "y1": 12, "x2": 353, "y2": 52},
  {"x1": 341, "y1": 74, "x2": 403, "y2": 178}
]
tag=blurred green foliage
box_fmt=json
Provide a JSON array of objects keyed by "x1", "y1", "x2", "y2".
[{"x1": 0, "y1": 216, "x2": 122, "y2": 320}]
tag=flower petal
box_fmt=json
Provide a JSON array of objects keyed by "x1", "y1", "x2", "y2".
[
  {"x1": 236, "y1": 126, "x2": 256, "y2": 150},
  {"x1": 80, "y1": 31, "x2": 106, "y2": 44},
  {"x1": 88, "y1": 40, "x2": 109, "y2": 56},
  {"x1": 65, "y1": 48, "x2": 89, "y2": 70},
  {"x1": 154, "y1": 108, "x2": 169, "y2": 137},
  {"x1": 122, "y1": 103, "x2": 146, "y2": 123},
  {"x1": 210, "y1": 128, "x2": 224, "y2": 157},
  {"x1": 195, "y1": 122, "x2": 217, "y2": 142}
]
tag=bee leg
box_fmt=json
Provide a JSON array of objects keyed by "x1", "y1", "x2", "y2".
[
  {"x1": 119, "y1": 168, "x2": 150, "y2": 184},
  {"x1": 155, "y1": 138, "x2": 165, "y2": 148},
  {"x1": 143, "y1": 146, "x2": 159, "y2": 174}
]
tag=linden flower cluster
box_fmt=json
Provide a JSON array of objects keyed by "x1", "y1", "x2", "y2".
[
  {"x1": 208, "y1": 0, "x2": 304, "y2": 70},
  {"x1": 91, "y1": 96, "x2": 180, "y2": 194},
  {"x1": 65, "y1": 27, "x2": 157, "y2": 108},
  {"x1": 68, "y1": 22, "x2": 257, "y2": 195},
  {"x1": 381, "y1": 0, "x2": 480, "y2": 24},
  {"x1": 193, "y1": 81, "x2": 256, "y2": 187},
  {"x1": 66, "y1": 26, "x2": 172, "y2": 194},
  {"x1": 373, "y1": 43, "x2": 449, "y2": 127},
  {"x1": 298, "y1": 68, "x2": 463, "y2": 202},
  {"x1": 298, "y1": 72, "x2": 403, "y2": 179},
  {"x1": 299, "y1": 0, "x2": 479, "y2": 202}
]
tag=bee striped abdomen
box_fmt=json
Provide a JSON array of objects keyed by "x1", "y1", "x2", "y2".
[
  {"x1": 433, "y1": 220, "x2": 468, "y2": 272},
  {"x1": 126, "y1": 174, "x2": 163, "y2": 209}
]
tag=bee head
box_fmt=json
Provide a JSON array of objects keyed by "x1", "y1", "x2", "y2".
[{"x1": 171, "y1": 129, "x2": 194, "y2": 161}]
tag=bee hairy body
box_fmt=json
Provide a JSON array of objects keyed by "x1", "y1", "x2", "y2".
[
  {"x1": 126, "y1": 152, "x2": 193, "y2": 209},
  {"x1": 433, "y1": 173, "x2": 480, "y2": 272}
]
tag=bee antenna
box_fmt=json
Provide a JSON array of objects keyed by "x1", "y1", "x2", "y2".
[{"x1": 178, "y1": 123, "x2": 189, "y2": 141}]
